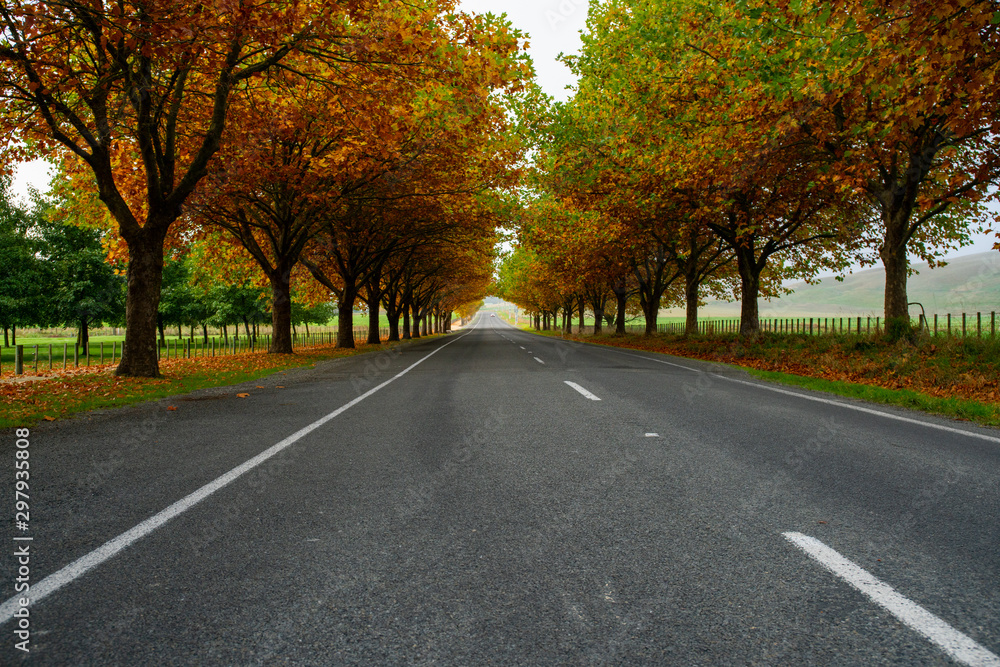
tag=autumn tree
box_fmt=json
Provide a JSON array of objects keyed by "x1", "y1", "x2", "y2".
[
  {"x1": 761, "y1": 0, "x2": 1000, "y2": 336},
  {"x1": 0, "y1": 176, "x2": 48, "y2": 344},
  {"x1": 298, "y1": 8, "x2": 532, "y2": 348},
  {"x1": 0, "y1": 0, "x2": 376, "y2": 375},
  {"x1": 190, "y1": 1, "x2": 495, "y2": 353},
  {"x1": 542, "y1": 0, "x2": 866, "y2": 337}
]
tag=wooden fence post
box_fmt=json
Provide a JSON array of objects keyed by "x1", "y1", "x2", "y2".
[{"x1": 15, "y1": 345, "x2": 23, "y2": 375}]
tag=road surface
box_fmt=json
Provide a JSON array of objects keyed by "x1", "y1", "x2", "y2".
[{"x1": 2, "y1": 313, "x2": 998, "y2": 665}]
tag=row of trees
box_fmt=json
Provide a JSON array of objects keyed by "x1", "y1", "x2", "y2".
[
  {"x1": 0, "y1": 178, "x2": 123, "y2": 348},
  {"x1": 499, "y1": 0, "x2": 1000, "y2": 339},
  {"x1": 2, "y1": 0, "x2": 532, "y2": 376},
  {"x1": 0, "y1": 178, "x2": 331, "y2": 350}
]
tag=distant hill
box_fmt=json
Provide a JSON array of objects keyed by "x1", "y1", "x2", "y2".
[{"x1": 663, "y1": 251, "x2": 1000, "y2": 318}]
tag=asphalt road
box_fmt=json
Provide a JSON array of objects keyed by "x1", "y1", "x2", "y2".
[{"x1": 1, "y1": 313, "x2": 998, "y2": 665}]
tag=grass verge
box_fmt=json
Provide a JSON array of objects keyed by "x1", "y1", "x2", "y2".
[
  {"x1": 741, "y1": 367, "x2": 1000, "y2": 427},
  {"x1": 524, "y1": 327, "x2": 1000, "y2": 429},
  {"x1": 0, "y1": 339, "x2": 436, "y2": 429}
]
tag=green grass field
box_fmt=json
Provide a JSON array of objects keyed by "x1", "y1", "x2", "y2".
[
  {"x1": 0, "y1": 328, "x2": 347, "y2": 377},
  {"x1": 0, "y1": 311, "x2": 422, "y2": 377}
]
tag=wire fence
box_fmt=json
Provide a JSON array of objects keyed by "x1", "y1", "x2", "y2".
[
  {"x1": 558, "y1": 311, "x2": 999, "y2": 338},
  {"x1": 0, "y1": 326, "x2": 392, "y2": 378}
]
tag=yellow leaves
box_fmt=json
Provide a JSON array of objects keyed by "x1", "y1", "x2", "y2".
[{"x1": 236, "y1": 393, "x2": 250, "y2": 398}]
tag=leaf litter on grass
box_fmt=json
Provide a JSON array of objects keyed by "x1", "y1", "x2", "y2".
[{"x1": 0, "y1": 343, "x2": 384, "y2": 427}]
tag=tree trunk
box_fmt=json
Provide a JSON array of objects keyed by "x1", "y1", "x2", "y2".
[
  {"x1": 243, "y1": 317, "x2": 252, "y2": 341},
  {"x1": 202, "y1": 324, "x2": 208, "y2": 344},
  {"x1": 367, "y1": 304, "x2": 381, "y2": 345},
  {"x1": 80, "y1": 317, "x2": 89, "y2": 355},
  {"x1": 116, "y1": 230, "x2": 166, "y2": 377},
  {"x1": 4, "y1": 327, "x2": 9, "y2": 347},
  {"x1": 11, "y1": 325, "x2": 15, "y2": 346},
  {"x1": 402, "y1": 302, "x2": 411, "y2": 340},
  {"x1": 881, "y1": 215, "x2": 911, "y2": 338},
  {"x1": 337, "y1": 284, "x2": 357, "y2": 349},
  {"x1": 269, "y1": 268, "x2": 293, "y2": 353},
  {"x1": 610, "y1": 280, "x2": 628, "y2": 335},
  {"x1": 614, "y1": 289, "x2": 627, "y2": 335},
  {"x1": 684, "y1": 263, "x2": 700, "y2": 336},
  {"x1": 411, "y1": 302, "x2": 421, "y2": 339},
  {"x1": 365, "y1": 279, "x2": 382, "y2": 345},
  {"x1": 534, "y1": 313, "x2": 540, "y2": 330},
  {"x1": 387, "y1": 307, "x2": 401, "y2": 342},
  {"x1": 222, "y1": 324, "x2": 228, "y2": 344},
  {"x1": 736, "y1": 247, "x2": 761, "y2": 338},
  {"x1": 641, "y1": 292, "x2": 658, "y2": 336},
  {"x1": 177, "y1": 324, "x2": 182, "y2": 339},
  {"x1": 578, "y1": 297, "x2": 585, "y2": 333},
  {"x1": 189, "y1": 324, "x2": 194, "y2": 341}
]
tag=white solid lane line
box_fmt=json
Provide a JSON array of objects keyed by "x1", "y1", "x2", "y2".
[
  {"x1": 600, "y1": 346, "x2": 1000, "y2": 445},
  {"x1": 535, "y1": 357, "x2": 545, "y2": 364},
  {"x1": 715, "y1": 375, "x2": 1000, "y2": 445},
  {"x1": 0, "y1": 331, "x2": 475, "y2": 627},
  {"x1": 783, "y1": 532, "x2": 1000, "y2": 667},
  {"x1": 565, "y1": 381, "x2": 601, "y2": 401}
]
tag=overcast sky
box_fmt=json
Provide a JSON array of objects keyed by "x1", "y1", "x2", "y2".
[{"x1": 458, "y1": 0, "x2": 590, "y2": 101}]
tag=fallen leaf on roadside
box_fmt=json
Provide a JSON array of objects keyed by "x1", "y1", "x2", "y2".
[
  {"x1": 42, "y1": 416, "x2": 55, "y2": 421},
  {"x1": 237, "y1": 393, "x2": 250, "y2": 398},
  {"x1": 255, "y1": 386, "x2": 265, "y2": 389},
  {"x1": 167, "y1": 406, "x2": 177, "y2": 411},
  {"x1": 276, "y1": 386, "x2": 285, "y2": 389}
]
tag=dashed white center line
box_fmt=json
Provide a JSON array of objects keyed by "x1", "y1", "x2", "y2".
[
  {"x1": 645, "y1": 433, "x2": 660, "y2": 438},
  {"x1": 783, "y1": 532, "x2": 1000, "y2": 667},
  {"x1": 564, "y1": 381, "x2": 601, "y2": 401},
  {"x1": 519, "y1": 346, "x2": 525, "y2": 350},
  {"x1": 534, "y1": 357, "x2": 545, "y2": 364}
]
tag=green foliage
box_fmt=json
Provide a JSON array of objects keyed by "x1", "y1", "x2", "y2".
[
  {"x1": 0, "y1": 177, "x2": 49, "y2": 335},
  {"x1": 291, "y1": 300, "x2": 334, "y2": 326},
  {"x1": 36, "y1": 199, "x2": 126, "y2": 333}
]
